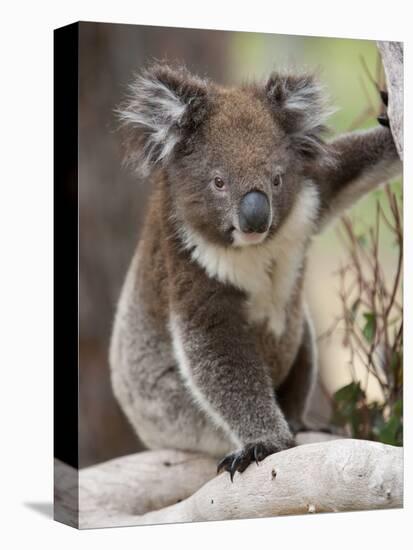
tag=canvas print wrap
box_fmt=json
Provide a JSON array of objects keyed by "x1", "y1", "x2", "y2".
[{"x1": 54, "y1": 22, "x2": 403, "y2": 529}]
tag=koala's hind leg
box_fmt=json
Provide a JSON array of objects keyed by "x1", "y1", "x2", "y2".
[
  {"x1": 276, "y1": 311, "x2": 318, "y2": 434},
  {"x1": 110, "y1": 325, "x2": 234, "y2": 458}
]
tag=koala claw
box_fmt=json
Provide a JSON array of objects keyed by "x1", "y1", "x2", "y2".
[
  {"x1": 380, "y1": 89, "x2": 388, "y2": 107},
  {"x1": 377, "y1": 89, "x2": 390, "y2": 127},
  {"x1": 377, "y1": 114, "x2": 390, "y2": 128},
  {"x1": 217, "y1": 440, "x2": 294, "y2": 482}
]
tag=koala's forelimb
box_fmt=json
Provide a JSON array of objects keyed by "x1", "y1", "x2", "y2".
[
  {"x1": 315, "y1": 126, "x2": 401, "y2": 229},
  {"x1": 169, "y1": 257, "x2": 295, "y2": 472}
]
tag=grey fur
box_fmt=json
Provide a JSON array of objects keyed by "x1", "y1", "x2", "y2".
[{"x1": 110, "y1": 64, "x2": 401, "y2": 477}]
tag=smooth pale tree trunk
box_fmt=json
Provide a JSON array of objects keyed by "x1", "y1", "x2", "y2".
[{"x1": 377, "y1": 41, "x2": 403, "y2": 159}]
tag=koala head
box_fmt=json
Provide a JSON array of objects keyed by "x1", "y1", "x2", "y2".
[{"x1": 118, "y1": 64, "x2": 331, "y2": 248}]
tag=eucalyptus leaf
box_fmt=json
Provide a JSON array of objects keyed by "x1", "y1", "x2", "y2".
[{"x1": 362, "y1": 312, "x2": 376, "y2": 343}]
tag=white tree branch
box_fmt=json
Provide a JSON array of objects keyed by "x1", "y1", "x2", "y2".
[{"x1": 55, "y1": 433, "x2": 402, "y2": 528}]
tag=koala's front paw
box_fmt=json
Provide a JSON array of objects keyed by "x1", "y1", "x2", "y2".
[{"x1": 217, "y1": 437, "x2": 295, "y2": 482}]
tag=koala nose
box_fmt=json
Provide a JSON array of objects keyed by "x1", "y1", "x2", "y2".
[{"x1": 238, "y1": 191, "x2": 270, "y2": 234}]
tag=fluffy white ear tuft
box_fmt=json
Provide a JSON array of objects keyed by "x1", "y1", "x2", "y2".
[
  {"x1": 117, "y1": 64, "x2": 209, "y2": 176},
  {"x1": 265, "y1": 72, "x2": 334, "y2": 158}
]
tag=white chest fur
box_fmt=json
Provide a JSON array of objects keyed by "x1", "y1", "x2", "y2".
[{"x1": 181, "y1": 184, "x2": 320, "y2": 338}]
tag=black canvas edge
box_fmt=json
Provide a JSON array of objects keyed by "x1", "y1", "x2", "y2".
[{"x1": 53, "y1": 22, "x2": 79, "y2": 529}]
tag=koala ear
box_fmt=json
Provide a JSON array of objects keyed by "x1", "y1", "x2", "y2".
[
  {"x1": 265, "y1": 72, "x2": 332, "y2": 158},
  {"x1": 117, "y1": 64, "x2": 209, "y2": 176}
]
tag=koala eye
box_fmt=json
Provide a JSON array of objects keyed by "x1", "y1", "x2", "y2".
[
  {"x1": 273, "y1": 174, "x2": 283, "y2": 187},
  {"x1": 214, "y1": 176, "x2": 226, "y2": 190}
]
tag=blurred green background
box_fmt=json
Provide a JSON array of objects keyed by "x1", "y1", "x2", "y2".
[
  {"x1": 230, "y1": 31, "x2": 378, "y2": 131},
  {"x1": 78, "y1": 22, "x2": 402, "y2": 467}
]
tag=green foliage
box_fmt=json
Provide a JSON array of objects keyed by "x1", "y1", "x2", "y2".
[
  {"x1": 330, "y1": 186, "x2": 403, "y2": 447},
  {"x1": 332, "y1": 383, "x2": 403, "y2": 446},
  {"x1": 332, "y1": 309, "x2": 403, "y2": 445},
  {"x1": 373, "y1": 399, "x2": 403, "y2": 446},
  {"x1": 362, "y1": 312, "x2": 376, "y2": 343},
  {"x1": 332, "y1": 381, "x2": 365, "y2": 437}
]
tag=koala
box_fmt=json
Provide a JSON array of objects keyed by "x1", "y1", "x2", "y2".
[{"x1": 110, "y1": 64, "x2": 401, "y2": 480}]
